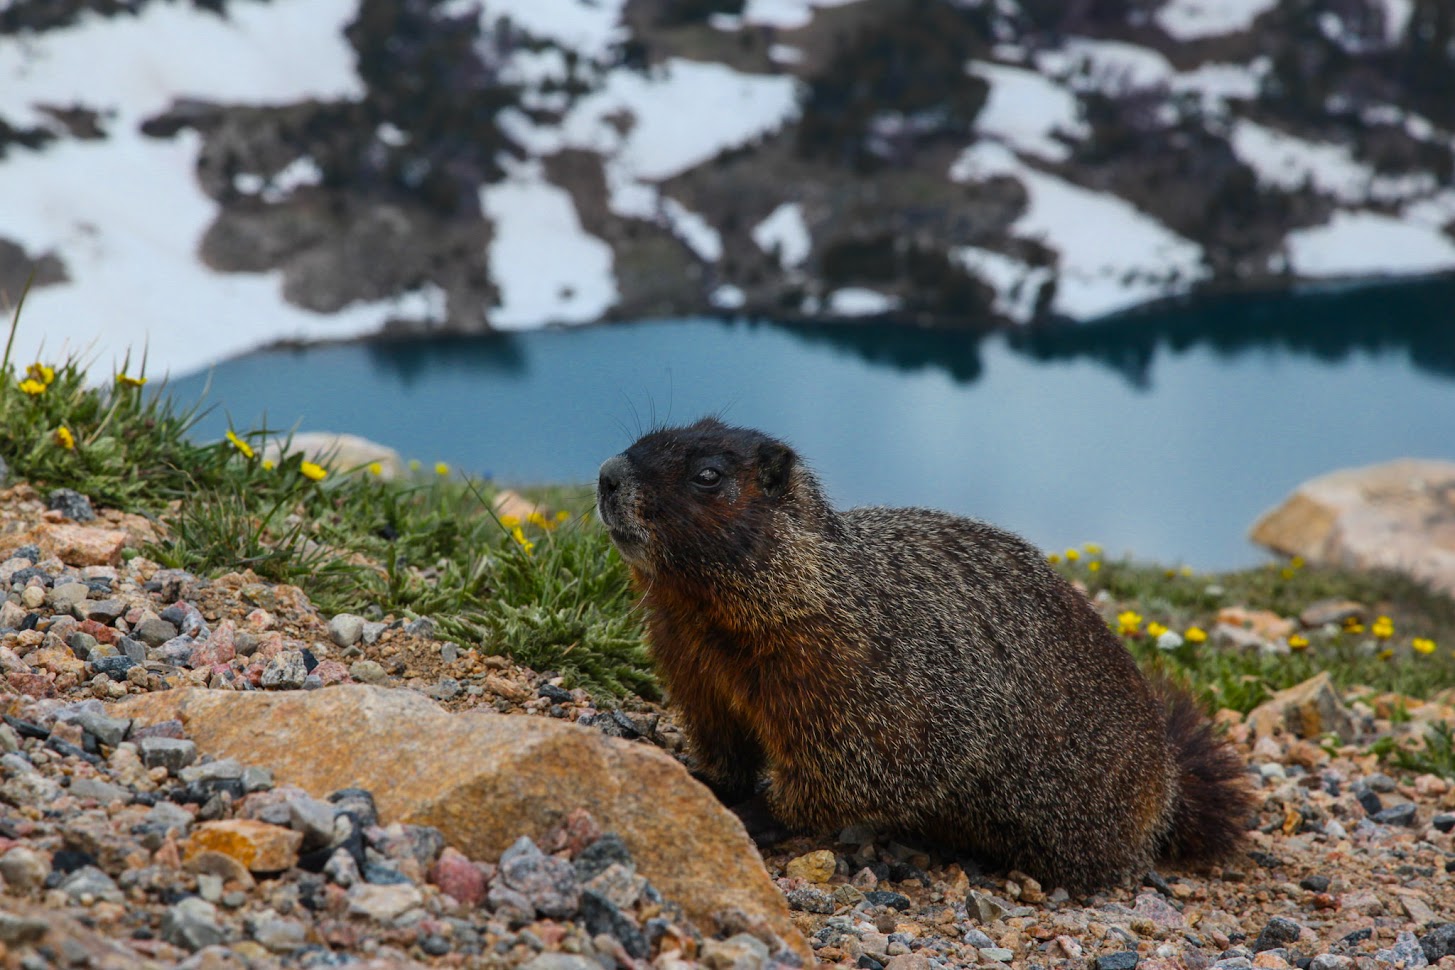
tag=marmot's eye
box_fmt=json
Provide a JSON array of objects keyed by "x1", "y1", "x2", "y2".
[{"x1": 692, "y1": 467, "x2": 723, "y2": 489}]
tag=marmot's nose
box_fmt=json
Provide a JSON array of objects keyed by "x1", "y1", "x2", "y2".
[{"x1": 598, "y1": 454, "x2": 630, "y2": 497}]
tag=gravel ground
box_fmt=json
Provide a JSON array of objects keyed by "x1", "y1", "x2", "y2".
[{"x1": 1, "y1": 482, "x2": 1454, "y2": 970}]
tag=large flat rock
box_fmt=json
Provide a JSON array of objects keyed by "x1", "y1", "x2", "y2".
[
  {"x1": 1250, "y1": 459, "x2": 1455, "y2": 597},
  {"x1": 115, "y1": 685, "x2": 806, "y2": 959}
]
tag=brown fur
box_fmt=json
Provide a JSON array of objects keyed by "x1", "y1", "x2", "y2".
[{"x1": 597, "y1": 418, "x2": 1254, "y2": 889}]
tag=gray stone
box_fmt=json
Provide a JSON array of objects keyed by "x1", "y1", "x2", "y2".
[
  {"x1": 1420, "y1": 924, "x2": 1455, "y2": 963},
  {"x1": 1096, "y1": 953, "x2": 1139, "y2": 970},
  {"x1": 138, "y1": 736, "x2": 198, "y2": 773},
  {"x1": 1310, "y1": 957, "x2": 1355, "y2": 970},
  {"x1": 250, "y1": 915, "x2": 306, "y2": 953},
  {"x1": 361, "y1": 621, "x2": 387, "y2": 645},
  {"x1": 68, "y1": 709, "x2": 131, "y2": 747},
  {"x1": 349, "y1": 659, "x2": 387, "y2": 684},
  {"x1": 58, "y1": 865, "x2": 123, "y2": 903},
  {"x1": 979, "y1": 948, "x2": 1015, "y2": 963},
  {"x1": 46, "y1": 582, "x2": 89, "y2": 611},
  {"x1": 962, "y1": 928, "x2": 995, "y2": 948},
  {"x1": 346, "y1": 882, "x2": 423, "y2": 924},
  {"x1": 0, "y1": 846, "x2": 51, "y2": 892},
  {"x1": 1372, "y1": 803, "x2": 1418, "y2": 826},
  {"x1": 0, "y1": 600, "x2": 25, "y2": 631},
  {"x1": 285, "y1": 795, "x2": 337, "y2": 849},
  {"x1": 1254, "y1": 916, "x2": 1303, "y2": 953},
  {"x1": 119, "y1": 637, "x2": 148, "y2": 663},
  {"x1": 519, "y1": 955, "x2": 600, "y2": 970},
  {"x1": 0, "y1": 912, "x2": 49, "y2": 946},
  {"x1": 68, "y1": 776, "x2": 131, "y2": 804},
  {"x1": 492, "y1": 835, "x2": 580, "y2": 919},
  {"x1": 91, "y1": 655, "x2": 138, "y2": 680},
  {"x1": 180, "y1": 757, "x2": 243, "y2": 784},
  {"x1": 260, "y1": 650, "x2": 307, "y2": 690},
  {"x1": 0, "y1": 754, "x2": 62, "y2": 805},
  {"x1": 242, "y1": 766, "x2": 273, "y2": 793},
  {"x1": 324, "y1": 847, "x2": 361, "y2": 888},
  {"x1": 405, "y1": 616, "x2": 435, "y2": 638},
  {"x1": 328, "y1": 614, "x2": 365, "y2": 647},
  {"x1": 1375, "y1": 931, "x2": 1428, "y2": 969},
  {"x1": 133, "y1": 616, "x2": 180, "y2": 647},
  {"x1": 85, "y1": 598, "x2": 126, "y2": 623},
  {"x1": 66, "y1": 631, "x2": 99, "y2": 659},
  {"x1": 144, "y1": 801, "x2": 194, "y2": 836},
  {"x1": 46, "y1": 488, "x2": 96, "y2": 522},
  {"x1": 785, "y1": 887, "x2": 835, "y2": 914},
  {"x1": 162, "y1": 897, "x2": 225, "y2": 951},
  {"x1": 699, "y1": 933, "x2": 771, "y2": 970}
]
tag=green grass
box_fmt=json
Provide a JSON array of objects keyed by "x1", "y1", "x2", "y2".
[
  {"x1": 0, "y1": 302, "x2": 653, "y2": 697},
  {"x1": 1369, "y1": 721, "x2": 1455, "y2": 780},
  {"x1": 1055, "y1": 552, "x2": 1455, "y2": 714},
  {"x1": 5, "y1": 301, "x2": 1455, "y2": 712}
]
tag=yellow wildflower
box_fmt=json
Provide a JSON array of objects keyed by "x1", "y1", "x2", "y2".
[
  {"x1": 1146, "y1": 621, "x2": 1168, "y2": 638},
  {"x1": 17, "y1": 377, "x2": 45, "y2": 396},
  {"x1": 368, "y1": 461, "x2": 383, "y2": 476},
  {"x1": 54, "y1": 426, "x2": 75, "y2": 450},
  {"x1": 554, "y1": 510, "x2": 570, "y2": 523},
  {"x1": 1088, "y1": 561, "x2": 1101, "y2": 572},
  {"x1": 1184, "y1": 626, "x2": 1208, "y2": 644},
  {"x1": 499, "y1": 514, "x2": 521, "y2": 528},
  {"x1": 1117, "y1": 610, "x2": 1142, "y2": 636},
  {"x1": 262, "y1": 459, "x2": 276, "y2": 471},
  {"x1": 1288, "y1": 634, "x2": 1309, "y2": 651},
  {"x1": 1372, "y1": 615, "x2": 1394, "y2": 640},
  {"x1": 1280, "y1": 567, "x2": 1296, "y2": 580},
  {"x1": 1180, "y1": 565, "x2": 1193, "y2": 577},
  {"x1": 511, "y1": 526, "x2": 534, "y2": 555},
  {"x1": 300, "y1": 461, "x2": 327, "y2": 482},
  {"x1": 1377, "y1": 648, "x2": 1394, "y2": 662},
  {"x1": 1065, "y1": 548, "x2": 1080, "y2": 562},
  {"x1": 225, "y1": 430, "x2": 254, "y2": 459},
  {"x1": 1047, "y1": 553, "x2": 1061, "y2": 565},
  {"x1": 1412, "y1": 637, "x2": 1437, "y2": 655},
  {"x1": 25, "y1": 363, "x2": 54, "y2": 386},
  {"x1": 408, "y1": 459, "x2": 421, "y2": 471},
  {"x1": 527, "y1": 511, "x2": 549, "y2": 529},
  {"x1": 1083, "y1": 543, "x2": 1102, "y2": 556},
  {"x1": 115, "y1": 373, "x2": 147, "y2": 388},
  {"x1": 1343, "y1": 617, "x2": 1365, "y2": 635},
  {"x1": 1290, "y1": 556, "x2": 1305, "y2": 569},
  {"x1": 435, "y1": 462, "x2": 449, "y2": 476}
]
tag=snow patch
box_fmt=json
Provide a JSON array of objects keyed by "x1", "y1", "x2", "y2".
[
  {"x1": 660, "y1": 198, "x2": 723, "y2": 262},
  {"x1": 480, "y1": 162, "x2": 618, "y2": 329},
  {"x1": 1037, "y1": 38, "x2": 1174, "y2": 93},
  {"x1": 752, "y1": 203, "x2": 812, "y2": 268},
  {"x1": 968, "y1": 61, "x2": 1087, "y2": 163},
  {"x1": 1376, "y1": 0, "x2": 1414, "y2": 43},
  {"x1": 1285, "y1": 211, "x2": 1455, "y2": 278},
  {"x1": 710, "y1": 284, "x2": 746, "y2": 309},
  {"x1": 0, "y1": 132, "x2": 399, "y2": 379},
  {"x1": 741, "y1": 0, "x2": 870, "y2": 30},
  {"x1": 1155, "y1": 0, "x2": 1280, "y2": 40},
  {"x1": 456, "y1": 0, "x2": 627, "y2": 62},
  {"x1": 1231, "y1": 119, "x2": 1439, "y2": 205},
  {"x1": 827, "y1": 287, "x2": 899, "y2": 316},
  {"x1": 950, "y1": 142, "x2": 1208, "y2": 320},
  {"x1": 0, "y1": 0, "x2": 362, "y2": 129},
  {"x1": 952, "y1": 247, "x2": 1054, "y2": 324}
]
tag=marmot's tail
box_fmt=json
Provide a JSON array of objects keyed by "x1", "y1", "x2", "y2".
[{"x1": 1156, "y1": 679, "x2": 1255, "y2": 862}]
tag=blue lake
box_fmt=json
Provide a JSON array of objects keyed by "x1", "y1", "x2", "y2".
[{"x1": 169, "y1": 277, "x2": 1455, "y2": 571}]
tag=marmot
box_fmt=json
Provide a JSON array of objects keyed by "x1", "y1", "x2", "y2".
[{"x1": 596, "y1": 418, "x2": 1252, "y2": 889}]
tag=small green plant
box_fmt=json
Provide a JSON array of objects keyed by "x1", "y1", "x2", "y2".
[{"x1": 1369, "y1": 721, "x2": 1455, "y2": 780}]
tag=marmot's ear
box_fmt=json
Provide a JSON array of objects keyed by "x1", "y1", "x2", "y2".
[{"x1": 756, "y1": 441, "x2": 795, "y2": 497}]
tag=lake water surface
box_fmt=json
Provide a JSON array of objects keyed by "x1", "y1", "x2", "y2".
[{"x1": 169, "y1": 277, "x2": 1455, "y2": 571}]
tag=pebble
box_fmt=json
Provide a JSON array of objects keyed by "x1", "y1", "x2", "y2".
[
  {"x1": 1374, "y1": 931, "x2": 1428, "y2": 969},
  {"x1": 1372, "y1": 803, "x2": 1418, "y2": 826},
  {"x1": 1254, "y1": 917, "x2": 1303, "y2": 953},
  {"x1": 260, "y1": 650, "x2": 308, "y2": 689},
  {"x1": 492, "y1": 836, "x2": 580, "y2": 919},
  {"x1": 1096, "y1": 951, "x2": 1140, "y2": 970},
  {"x1": 139, "y1": 736, "x2": 198, "y2": 772},
  {"x1": 785, "y1": 849, "x2": 837, "y2": 883},
  {"x1": 349, "y1": 659, "x2": 387, "y2": 684},
  {"x1": 327, "y1": 613, "x2": 365, "y2": 647},
  {"x1": 59, "y1": 865, "x2": 123, "y2": 903},
  {"x1": 46, "y1": 489, "x2": 96, "y2": 523},
  {"x1": 346, "y1": 882, "x2": 424, "y2": 923},
  {"x1": 162, "y1": 897, "x2": 226, "y2": 951},
  {"x1": 133, "y1": 616, "x2": 179, "y2": 647},
  {"x1": 0, "y1": 846, "x2": 51, "y2": 891}
]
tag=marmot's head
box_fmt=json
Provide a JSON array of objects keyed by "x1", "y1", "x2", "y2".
[{"x1": 597, "y1": 418, "x2": 815, "y2": 580}]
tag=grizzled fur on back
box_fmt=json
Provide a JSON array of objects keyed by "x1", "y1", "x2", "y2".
[{"x1": 596, "y1": 418, "x2": 1252, "y2": 889}]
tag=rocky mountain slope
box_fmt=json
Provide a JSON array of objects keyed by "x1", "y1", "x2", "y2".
[{"x1": 2, "y1": 0, "x2": 1454, "y2": 376}]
